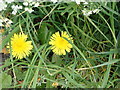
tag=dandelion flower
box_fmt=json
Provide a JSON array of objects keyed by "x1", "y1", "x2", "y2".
[
  {"x1": 11, "y1": 33, "x2": 33, "y2": 59},
  {"x1": 49, "y1": 31, "x2": 73, "y2": 55}
]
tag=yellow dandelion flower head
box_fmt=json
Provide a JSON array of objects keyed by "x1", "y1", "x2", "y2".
[
  {"x1": 11, "y1": 33, "x2": 33, "y2": 59},
  {"x1": 49, "y1": 31, "x2": 73, "y2": 55}
]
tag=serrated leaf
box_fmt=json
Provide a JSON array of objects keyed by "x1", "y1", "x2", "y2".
[
  {"x1": 0, "y1": 72, "x2": 12, "y2": 89},
  {"x1": 14, "y1": 67, "x2": 26, "y2": 81}
]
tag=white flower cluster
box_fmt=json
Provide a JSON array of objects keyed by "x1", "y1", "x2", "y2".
[
  {"x1": 0, "y1": 0, "x2": 7, "y2": 11},
  {"x1": 11, "y1": 0, "x2": 40, "y2": 15},
  {"x1": 23, "y1": 1, "x2": 39, "y2": 13},
  {"x1": 50, "y1": 0, "x2": 80, "y2": 4},
  {"x1": 71, "y1": 0, "x2": 80, "y2": 4},
  {"x1": 50, "y1": 0, "x2": 58, "y2": 3},
  {"x1": 0, "y1": 0, "x2": 100, "y2": 16},
  {"x1": 4, "y1": 0, "x2": 14, "y2": 4},
  {"x1": 49, "y1": 0, "x2": 87, "y2": 4},
  {"x1": 11, "y1": 5, "x2": 23, "y2": 15},
  {"x1": 0, "y1": 0, "x2": 14, "y2": 11},
  {"x1": 0, "y1": 16, "x2": 13, "y2": 27},
  {"x1": 82, "y1": 8, "x2": 100, "y2": 16},
  {"x1": 0, "y1": 0, "x2": 40, "y2": 15},
  {"x1": 82, "y1": 2, "x2": 100, "y2": 16},
  {"x1": 49, "y1": 0, "x2": 100, "y2": 16}
]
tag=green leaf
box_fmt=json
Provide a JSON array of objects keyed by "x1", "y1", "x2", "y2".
[
  {"x1": 14, "y1": 67, "x2": 27, "y2": 81},
  {"x1": 38, "y1": 23, "x2": 49, "y2": 44},
  {"x1": 0, "y1": 72, "x2": 12, "y2": 89}
]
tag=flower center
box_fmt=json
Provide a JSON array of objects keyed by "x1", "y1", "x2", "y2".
[
  {"x1": 13, "y1": 39, "x2": 26, "y2": 52},
  {"x1": 55, "y1": 37, "x2": 68, "y2": 49}
]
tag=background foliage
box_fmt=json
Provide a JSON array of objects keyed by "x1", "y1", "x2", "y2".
[{"x1": 0, "y1": 1, "x2": 120, "y2": 88}]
